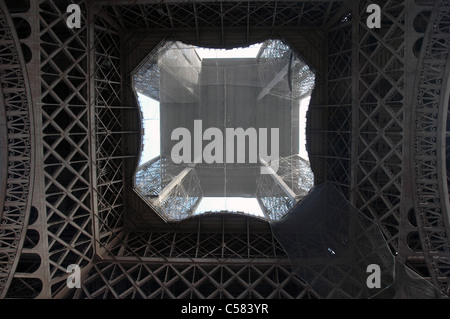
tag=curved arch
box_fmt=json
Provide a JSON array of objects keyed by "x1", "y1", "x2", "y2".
[
  {"x1": 438, "y1": 34, "x2": 450, "y2": 252},
  {"x1": 412, "y1": 1, "x2": 450, "y2": 293},
  {"x1": 0, "y1": 0, "x2": 34, "y2": 298}
]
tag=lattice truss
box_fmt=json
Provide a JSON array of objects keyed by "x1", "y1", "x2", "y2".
[
  {"x1": 101, "y1": 1, "x2": 345, "y2": 35},
  {"x1": 133, "y1": 52, "x2": 160, "y2": 102},
  {"x1": 318, "y1": 8, "x2": 353, "y2": 196},
  {"x1": 135, "y1": 157, "x2": 203, "y2": 221},
  {"x1": 0, "y1": 0, "x2": 130, "y2": 298},
  {"x1": 0, "y1": 2, "x2": 33, "y2": 298},
  {"x1": 64, "y1": 216, "x2": 316, "y2": 299},
  {"x1": 94, "y1": 6, "x2": 127, "y2": 252},
  {"x1": 135, "y1": 157, "x2": 184, "y2": 197},
  {"x1": 38, "y1": 0, "x2": 94, "y2": 297},
  {"x1": 354, "y1": 0, "x2": 405, "y2": 255},
  {"x1": 133, "y1": 41, "x2": 201, "y2": 103},
  {"x1": 349, "y1": 0, "x2": 450, "y2": 294},
  {"x1": 257, "y1": 155, "x2": 314, "y2": 221},
  {"x1": 257, "y1": 39, "x2": 316, "y2": 101},
  {"x1": 1, "y1": 0, "x2": 450, "y2": 299},
  {"x1": 159, "y1": 171, "x2": 202, "y2": 221},
  {"x1": 413, "y1": 0, "x2": 450, "y2": 293}
]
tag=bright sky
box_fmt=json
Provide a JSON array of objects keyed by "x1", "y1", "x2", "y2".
[
  {"x1": 195, "y1": 197, "x2": 264, "y2": 217},
  {"x1": 195, "y1": 43, "x2": 262, "y2": 59},
  {"x1": 137, "y1": 93, "x2": 160, "y2": 166},
  {"x1": 298, "y1": 96, "x2": 311, "y2": 161}
]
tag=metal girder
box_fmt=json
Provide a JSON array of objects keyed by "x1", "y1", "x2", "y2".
[
  {"x1": 1, "y1": 0, "x2": 450, "y2": 299},
  {"x1": 0, "y1": 0, "x2": 34, "y2": 298},
  {"x1": 75, "y1": 261, "x2": 314, "y2": 299},
  {"x1": 259, "y1": 158, "x2": 297, "y2": 201},
  {"x1": 412, "y1": 0, "x2": 450, "y2": 293},
  {"x1": 151, "y1": 167, "x2": 194, "y2": 205}
]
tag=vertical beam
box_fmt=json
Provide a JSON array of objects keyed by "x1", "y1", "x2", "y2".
[
  {"x1": 291, "y1": 99, "x2": 299, "y2": 156},
  {"x1": 220, "y1": 2, "x2": 224, "y2": 47},
  {"x1": 193, "y1": 3, "x2": 199, "y2": 43},
  {"x1": 12, "y1": 0, "x2": 51, "y2": 298},
  {"x1": 88, "y1": 2, "x2": 101, "y2": 256},
  {"x1": 189, "y1": 195, "x2": 202, "y2": 217},
  {"x1": 246, "y1": 2, "x2": 250, "y2": 43},
  {"x1": 399, "y1": 0, "x2": 420, "y2": 263},
  {"x1": 349, "y1": 1, "x2": 360, "y2": 205}
]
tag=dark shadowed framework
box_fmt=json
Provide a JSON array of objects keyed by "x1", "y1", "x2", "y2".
[{"x1": 0, "y1": 0, "x2": 449, "y2": 299}]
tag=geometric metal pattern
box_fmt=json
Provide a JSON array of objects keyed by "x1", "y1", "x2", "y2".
[
  {"x1": 257, "y1": 155, "x2": 314, "y2": 221},
  {"x1": 136, "y1": 159, "x2": 203, "y2": 221},
  {"x1": 135, "y1": 157, "x2": 185, "y2": 198},
  {"x1": 93, "y1": 6, "x2": 128, "y2": 253},
  {"x1": 75, "y1": 261, "x2": 312, "y2": 299},
  {"x1": 354, "y1": 0, "x2": 405, "y2": 251},
  {"x1": 1, "y1": 0, "x2": 449, "y2": 299},
  {"x1": 412, "y1": 0, "x2": 450, "y2": 294},
  {"x1": 0, "y1": 1, "x2": 33, "y2": 298},
  {"x1": 39, "y1": 0, "x2": 93, "y2": 295},
  {"x1": 100, "y1": 1, "x2": 346, "y2": 37},
  {"x1": 64, "y1": 215, "x2": 317, "y2": 299},
  {"x1": 313, "y1": 7, "x2": 353, "y2": 196}
]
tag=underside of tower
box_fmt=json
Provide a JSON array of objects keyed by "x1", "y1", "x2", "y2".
[{"x1": 0, "y1": 0, "x2": 450, "y2": 299}]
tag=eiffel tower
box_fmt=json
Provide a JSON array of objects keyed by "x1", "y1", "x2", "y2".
[{"x1": 0, "y1": 0, "x2": 449, "y2": 299}]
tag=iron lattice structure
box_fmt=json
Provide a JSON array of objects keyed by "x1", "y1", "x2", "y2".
[
  {"x1": 136, "y1": 156, "x2": 203, "y2": 221},
  {"x1": 0, "y1": 0, "x2": 449, "y2": 299},
  {"x1": 257, "y1": 155, "x2": 314, "y2": 221},
  {"x1": 256, "y1": 39, "x2": 316, "y2": 101}
]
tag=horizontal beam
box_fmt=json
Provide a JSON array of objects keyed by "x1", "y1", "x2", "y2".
[
  {"x1": 100, "y1": 256, "x2": 291, "y2": 266},
  {"x1": 92, "y1": 0, "x2": 335, "y2": 5}
]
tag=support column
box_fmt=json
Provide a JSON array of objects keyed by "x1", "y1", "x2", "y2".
[
  {"x1": 350, "y1": 1, "x2": 360, "y2": 206},
  {"x1": 88, "y1": 1, "x2": 101, "y2": 257}
]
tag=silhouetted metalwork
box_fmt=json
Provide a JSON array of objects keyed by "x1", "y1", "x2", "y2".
[{"x1": 0, "y1": 0, "x2": 449, "y2": 299}]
